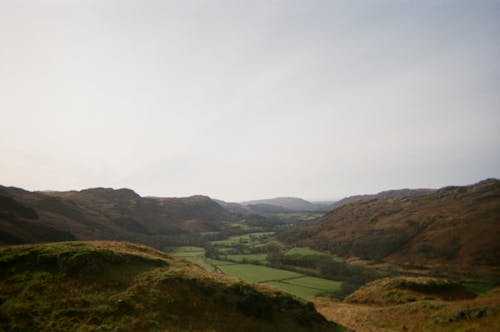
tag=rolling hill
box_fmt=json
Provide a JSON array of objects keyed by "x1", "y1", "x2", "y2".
[
  {"x1": 279, "y1": 179, "x2": 500, "y2": 278},
  {"x1": 0, "y1": 241, "x2": 346, "y2": 331},
  {"x1": 242, "y1": 197, "x2": 320, "y2": 212},
  {"x1": 0, "y1": 186, "x2": 236, "y2": 248}
]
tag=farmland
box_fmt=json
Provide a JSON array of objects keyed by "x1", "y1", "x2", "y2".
[
  {"x1": 167, "y1": 234, "x2": 345, "y2": 299},
  {"x1": 165, "y1": 246, "x2": 214, "y2": 271}
]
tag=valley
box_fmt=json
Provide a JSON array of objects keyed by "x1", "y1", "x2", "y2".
[{"x1": 1, "y1": 180, "x2": 499, "y2": 331}]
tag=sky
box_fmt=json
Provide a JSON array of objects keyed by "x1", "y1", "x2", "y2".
[{"x1": 1, "y1": 0, "x2": 499, "y2": 201}]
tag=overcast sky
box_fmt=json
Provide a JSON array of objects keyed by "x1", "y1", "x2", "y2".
[{"x1": 1, "y1": 0, "x2": 499, "y2": 201}]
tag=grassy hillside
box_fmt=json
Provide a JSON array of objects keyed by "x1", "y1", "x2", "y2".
[
  {"x1": 0, "y1": 186, "x2": 236, "y2": 248},
  {"x1": 344, "y1": 276, "x2": 476, "y2": 305},
  {"x1": 280, "y1": 179, "x2": 500, "y2": 278},
  {"x1": 313, "y1": 276, "x2": 500, "y2": 332},
  {"x1": 0, "y1": 241, "x2": 347, "y2": 331}
]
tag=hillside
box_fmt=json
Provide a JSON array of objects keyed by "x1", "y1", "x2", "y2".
[
  {"x1": 328, "y1": 188, "x2": 435, "y2": 210},
  {"x1": 242, "y1": 197, "x2": 319, "y2": 212},
  {"x1": 0, "y1": 186, "x2": 236, "y2": 248},
  {"x1": 314, "y1": 276, "x2": 500, "y2": 332},
  {"x1": 217, "y1": 198, "x2": 329, "y2": 217},
  {"x1": 0, "y1": 241, "x2": 346, "y2": 331},
  {"x1": 280, "y1": 179, "x2": 500, "y2": 278}
]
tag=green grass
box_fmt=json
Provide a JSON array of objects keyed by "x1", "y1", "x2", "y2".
[
  {"x1": 166, "y1": 246, "x2": 214, "y2": 271},
  {"x1": 285, "y1": 247, "x2": 329, "y2": 257},
  {"x1": 226, "y1": 253, "x2": 268, "y2": 263},
  {"x1": 462, "y1": 282, "x2": 496, "y2": 294},
  {"x1": 285, "y1": 276, "x2": 342, "y2": 292},
  {"x1": 207, "y1": 258, "x2": 240, "y2": 266},
  {"x1": 285, "y1": 247, "x2": 343, "y2": 261},
  {"x1": 182, "y1": 256, "x2": 215, "y2": 271},
  {"x1": 216, "y1": 263, "x2": 302, "y2": 282},
  {"x1": 165, "y1": 246, "x2": 205, "y2": 256},
  {"x1": 264, "y1": 276, "x2": 342, "y2": 299},
  {"x1": 265, "y1": 281, "x2": 324, "y2": 299},
  {"x1": 211, "y1": 232, "x2": 274, "y2": 246}
]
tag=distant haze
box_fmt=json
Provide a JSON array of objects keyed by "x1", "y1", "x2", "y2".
[{"x1": 1, "y1": 1, "x2": 499, "y2": 201}]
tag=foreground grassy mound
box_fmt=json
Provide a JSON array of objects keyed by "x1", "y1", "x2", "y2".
[
  {"x1": 345, "y1": 276, "x2": 476, "y2": 305},
  {"x1": 0, "y1": 241, "x2": 347, "y2": 331},
  {"x1": 314, "y1": 277, "x2": 500, "y2": 332}
]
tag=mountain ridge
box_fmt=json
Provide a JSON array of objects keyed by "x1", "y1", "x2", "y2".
[
  {"x1": 278, "y1": 179, "x2": 500, "y2": 279},
  {"x1": 0, "y1": 186, "x2": 236, "y2": 248}
]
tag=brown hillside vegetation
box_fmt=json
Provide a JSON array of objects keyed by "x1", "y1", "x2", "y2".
[
  {"x1": 282, "y1": 179, "x2": 500, "y2": 278},
  {"x1": 0, "y1": 186, "x2": 236, "y2": 248},
  {"x1": 344, "y1": 276, "x2": 476, "y2": 305},
  {"x1": 0, "y1": 241, "x2": 347, "y2": 331},
  {"x1": 313, "y1": 276, "x2": 500, "y2": 332}
]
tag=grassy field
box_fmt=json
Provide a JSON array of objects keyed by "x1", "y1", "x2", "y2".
[
  {"x1": 215, "y1": 263, "x2": 302, "y2": 282},
  {"x1": 166, "y1": 246, "x2": 214, "y2": 271},
  {"x1": 285, "y1": 247, "x2": 344, "y2": 262},
  {"x1": 285, "y1": 247, "x2": 329, "y2": 256},
  {"x1": 167, "y1": 243, "x2": 344, "y2": 299},
  {"x1": 264, "y1": 276, "x2": 342, "y2": 298},
  {"x1": 211, "y1": 232, "x2": 274, "y2": 246},
  {"x1": 285, "y1": 276, "x2": 342, "y2": 292},
  {"x1": 165, "y1": 246, "x2": 204, "y2": 256},
  {"x1": 206, "y1": 259, "x2": 342, "y2": 299},
  {"x1": 225, "y1": 253, "x2": 268, "y2": 263}
]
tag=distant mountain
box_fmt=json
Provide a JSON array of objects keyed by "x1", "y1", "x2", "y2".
[
  {"x1": 0, "y1": 186, "x2": 235, "y2": 248},
  {"x1": 242, "y1": 197, "x2": 324, "y2": 212},
  {"x1": 279, "y1": 179, "x2": 500, "y2": 278},
  {"x1": 214, "y1": 199, "x2": 254, "y2": 215},
  {"x1": 246, "y1": 203, "x2": 291, "y2": 214}
]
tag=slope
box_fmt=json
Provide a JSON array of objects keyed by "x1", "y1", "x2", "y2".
[
  {"x1": 0, "y1": 186, "x2": 236, "y2": 248},
  {"x1": 243, "y1": 197, "x2": 318, "y2": 212},
  {"x1": 280, "y1": 179, "x2": 500, "y2": 278},
  {"x1": 0, "y1": 241, "x2": 347, "y2": 331}
]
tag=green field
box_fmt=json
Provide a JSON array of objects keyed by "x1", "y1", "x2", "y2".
[
  {"x1": 215, "y1": 263, "x2": 302, "y2": 282},
  {"x1": 167, "y1": 246, "x2": 214, "y2": 271},
  {"x1": 285, "y1": 247, "x2": 329, "y2": 257},
  {"x1": 285, "y1": 247, "x2": 344, "y2": 262},
  {"x1": 265, "y1": 276, "x2": 341, "y2": 298},
  {"x1": 225, "y1": 253, "x2": 268, "y2": 263},
  {"x1": 211, "y1": 232, "x2": 274, "y2": 246},
  {"x1": 285, "y1": 276, "x2": 342, "y2": 291},
  {"x1": 166, "y1": 246, "x2": 205, "y2": 256},
  {"x1": 167, "y1": 244, "x2": 344, "y2": 299}
]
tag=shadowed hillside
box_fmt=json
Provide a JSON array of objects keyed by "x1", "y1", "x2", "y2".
[
  {"x1": 279, "y1": 179, "x2": 500, "y2": 278},
  {"x1": 0, "y1": 241, "x2": 347, "y2": 331},
  {"x1": 0, "y1": 186, "x2": 236, "y2": 248}
]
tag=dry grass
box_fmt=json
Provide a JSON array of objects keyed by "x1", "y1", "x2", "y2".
[{"x1": 313, "y1": 280, "x2": 500, "y2": 332}]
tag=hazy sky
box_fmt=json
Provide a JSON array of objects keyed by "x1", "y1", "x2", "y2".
[{"x1": 1, "y1": 1, "x2": 499, "y2": 201}]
